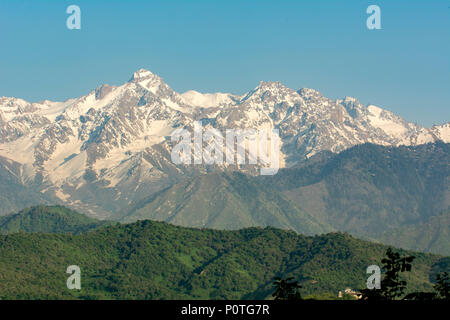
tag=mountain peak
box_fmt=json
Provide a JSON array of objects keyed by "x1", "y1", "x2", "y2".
[
  {"x1": 342, "y1": 96, "x2": 360, "y2": 104},
  {"x1": 298, "y1": 88, "x2": 323, "y2": 99},
  {"x1": 240, "y1": 81, "x2": 290, "y2": 103},
  {"x1": 128, "y1": 68, "x2": 167, "y2": 93},
  {"x1": 256, "y1": 81, "x2": 286, "y2": 91},
  {"x1": 129, "y1": 68, "x2": 156, "y2": 82}
]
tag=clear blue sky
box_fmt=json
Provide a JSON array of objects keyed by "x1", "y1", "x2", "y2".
[{"x1": 0, "y1": 0, "x2": 449, "y2": 126}]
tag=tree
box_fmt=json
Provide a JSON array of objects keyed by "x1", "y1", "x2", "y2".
[
  {"x1": 433, "y1": 272, "x2": 450, "y2": 300},
  {"x1": 360, "y1": 248, "x2": 415, "y2": 300},
  {"x1": 272, "y1": 277, "x2": 302, "y2": 300}
]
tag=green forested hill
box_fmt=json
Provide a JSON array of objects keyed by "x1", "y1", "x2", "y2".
[
  {"x1": 0, "y1": 205, "x2": 112, "y2": 234},
  {"x1": 0, "y1": 212, "x2": 447, "y2": 300}
]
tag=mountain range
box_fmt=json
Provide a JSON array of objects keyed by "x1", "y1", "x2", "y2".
[
  {"x1": 0, "y1": 69, "x2": 448, "y2": 256},
  {"x1": 0, "y1": 69, "x2": 448, "y2": 218}
]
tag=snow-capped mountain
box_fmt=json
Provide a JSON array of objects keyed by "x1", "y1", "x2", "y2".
[
  {"x1": 181, "y1": 90, "x2": 239, "y2": 108},
  {"x1": 0, "y1": 68, "x2": 448, "y2": 217}
]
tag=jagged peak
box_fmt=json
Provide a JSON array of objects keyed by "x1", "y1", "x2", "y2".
[
  {"x1": 298, "y1": 88, "x2": 322, "y2": 97},
  {"x1": 241, "y1": 81, "x2": 292, "y2": 102},
  {"x1": 95, "y1": 84, "x2": 116, "y2": 100},
  {"x1": 297, "y1": 88, "x2": 323, "y2": 99},
  {"x1": 342, "y1": 96, "x2": 360, "y2": 104},
  {"x1": 256, "y1": 80, "x2": 287, "y2": 91},
  {"x1": 337, "y1": 96, "x2": 364, "y2": 112},
  {"x1": 0, "y1": 96, "x2": 30, "y2": 109},
  {"x1": 127, "y1": 68, "x2": 169, "y2": 94},
  {"x1": 129, "y1": 68, "x2": 158, "y2": 82}
]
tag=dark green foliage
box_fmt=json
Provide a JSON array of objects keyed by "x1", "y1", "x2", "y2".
[
  {"x1": 0, "y1": 209, "x2": 446, "y2": 300},
  {"x1": 360, "y1": 248, "x2": 415, "y2": 300},
  {"x1": 272, "y1": 277, "x2": 302, "y2": 300},
  {"x1": 381, "y1": 248, "x2": 415, "y2": 299},
  {"x1": 0, "y1": 205, "x2": 113, "y2": 234},
  {"x1": 430, "y1": 257, "x2": 450, "y2": 281},
  {"x1": 402, "y1": 272, "x2": 450, "y2": 300},
  {"x1": 433, "y1": 272, "x2": 450, "y2": 300}
]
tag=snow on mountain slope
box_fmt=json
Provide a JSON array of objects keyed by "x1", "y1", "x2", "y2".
[
  {"x1": 367, "y1": 104, "x2": 409, "y2": 137},
  {"x1": 0, "y1": 68, "x2": 448, "y2": 217},
  {"x1": 430, "y1": 123, "x2": 450, "y2": 141},
  {"x1": 181, "y1": 90, "x2": 239, "y2": 108}
]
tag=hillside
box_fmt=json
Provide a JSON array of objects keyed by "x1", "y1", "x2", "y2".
[
  {"x1": 379, "y1": 210, "x2": 450, "y2": 255},
  {"x1": 120, "y1": 171, "x2": 330, "y2": 235},
  {"x1": 123, "y1": 143, "x2": 450, "y2": 255},
  {"x1": 0, "y1": 214, "x2": 447, "y2": 300},
  {"x1": 264, "y1": 143, "x2": 449, "y2": 255},
  {"x1": 0, "y1": 156, "x2": 53, "y2": 216},
  {"x1": 0, "y1": 205, "x2": 112, "y2": 234}
]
